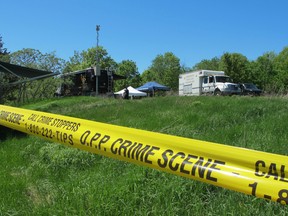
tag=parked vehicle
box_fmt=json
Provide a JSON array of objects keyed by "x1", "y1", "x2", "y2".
[
  {"x1": 239, "y1": 83, "x2": 262, "y2": 96},
  {"x1": 179, "y1": 70, "x2": 241, "y2": 96}
]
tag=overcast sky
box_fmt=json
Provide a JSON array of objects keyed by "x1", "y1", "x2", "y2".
[{"x1": 1, "y1": 0, "x2": 287, "y2": 72}]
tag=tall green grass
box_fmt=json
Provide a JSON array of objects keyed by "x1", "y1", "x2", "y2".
[{"x1": 1, "y1": 96, "x2": 288, "y2": 215}]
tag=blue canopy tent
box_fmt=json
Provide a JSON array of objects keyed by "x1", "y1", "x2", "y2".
[
  {"x1": 137, "y1": 81, "x2": 170, "y2": 91},
  {"x1": 136, "y1": 81, "x2": 170, "y2": 96}
]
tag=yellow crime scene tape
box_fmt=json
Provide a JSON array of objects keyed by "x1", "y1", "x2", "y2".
[{"x1": 1, "y1": 104, "x2": 288, "y2": 204}]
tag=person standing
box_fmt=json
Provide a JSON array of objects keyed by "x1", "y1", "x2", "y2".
[{"x1": 123, "y1": 87, "x2": 129, "y2": 99}]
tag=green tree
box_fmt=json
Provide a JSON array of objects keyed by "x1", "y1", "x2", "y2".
[
  {"x1": 63, "y1": 51, "x2": 84, "y2": 72},
  {"x1": 9, "y1": 48, "x2": 42, "y2": 68},
  {"x1": 141, "y1": 69, "x2": 157, "y2": 84},
  {"x1": 7, "y1": 48, "x2": 65, "y2": 102},
  {"x1": 64, "y1": 46, "x2": 122, "y2": 93},
  {"x1": 10, "y1": 48, "x2": 65, "y2": 73},
  {"x1": 148, "y1": 52, "x2": 181, "y2": 91},
  {"x1": 114, "y1": 60, "x2": 141, "y2": 91},
  {"x1": 0, "y1": 35, "x2": 10, "y2": 103},
  {"x1": 273, "y1": 47, "x2": 288, "y2": 92},
  {"x1": 64, "y1": 46, "x2": 117, "y2": 73},
  {"x1": 219, "y1": 53, "x2": 250, "y2": 83},
  {"x1": 0, "y1": 35, "x2": 9, "y2": 62},
  {"x1": 192, "y1": 57, "x2": 220, "y2": 71},
  {"x1": 180, "y1": 63, "x2": 191, "y2": 74},
  {"x1": 249, "y1": 52, "x2": 276, "y2": 92}
]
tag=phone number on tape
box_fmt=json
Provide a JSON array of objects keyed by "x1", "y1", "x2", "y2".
[{"x1": 24, "y1": 123, "x2": 74, "y2": 145}]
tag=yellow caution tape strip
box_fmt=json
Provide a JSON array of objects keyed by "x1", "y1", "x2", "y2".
[{"x1": 1, "y1": 104, "x2": 288, "y2": 204}]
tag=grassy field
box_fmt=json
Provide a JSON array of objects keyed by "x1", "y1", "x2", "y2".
[{"x1": 1, "y1": 95, "x2": 288, "y2": 215}]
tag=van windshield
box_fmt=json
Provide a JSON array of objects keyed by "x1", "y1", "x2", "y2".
[{"x1": 215, "y1": 76, "x2": 231, "y2": 83}]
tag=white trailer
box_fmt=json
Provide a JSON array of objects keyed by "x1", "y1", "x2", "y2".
[{"x1": 179, "y1": 70, "x2": 241, "y2": 96}]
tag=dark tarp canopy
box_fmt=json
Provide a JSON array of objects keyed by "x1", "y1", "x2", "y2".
[
  {"x1": 0, "y1": 61, "x2": 53, "y2": 78},
  {"x1": 0, "y1": 61, "x2": 57, "y2": 104}
]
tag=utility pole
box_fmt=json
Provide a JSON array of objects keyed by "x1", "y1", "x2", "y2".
[{"x1": 95, "y1": 25, "x2": 100, "y2": 96}]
